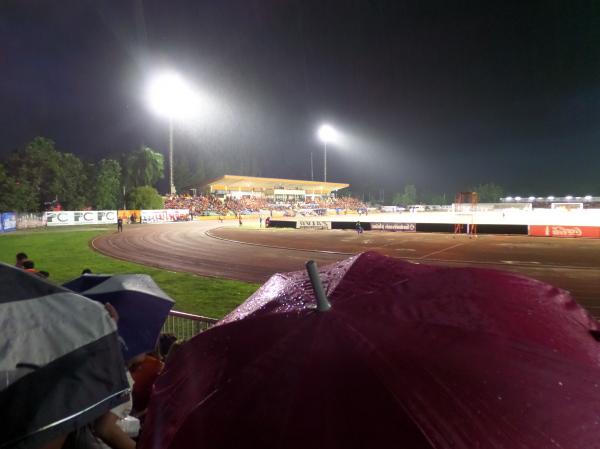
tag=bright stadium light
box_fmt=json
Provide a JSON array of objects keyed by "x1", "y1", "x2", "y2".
[
  {"x1": 585, "y1": 195, "x2": 593, "y2": 201},
  {"x1": 565, "y1": 195, "x2": 573, "y2": 200},
  {"x1": 146, "y1": 71, "x2": 200, "y2": 195},
  {"x1": 147, "y1": 71, "x2": 198, "y2": 119},
  {"x1": 506, "y1": 196, "x2": 513, "y2": 201},
  {"x1": 547, "y1": 196, "x2": 555, "y2": 200},
  {"x1": 318, "y1": 124, "x2": 337, "y2": 144},
  {"x1": 528, "y1": 196, "x2": 535, "y2": 201},
  {"x1": 515, "y1": 196, "x2": 522, "y2": 201},
  {"x1": 316, "y1": 124, "x2": 339, "y2": 182}
]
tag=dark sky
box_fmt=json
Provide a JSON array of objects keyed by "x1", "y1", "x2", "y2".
[{"x1": 1, "y1": 0, "x2": 599, "y2": 197}]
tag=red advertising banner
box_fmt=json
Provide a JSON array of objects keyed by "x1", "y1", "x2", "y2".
[{"x1": 529, "y1": 225, "x2": 600, "y2": 238}]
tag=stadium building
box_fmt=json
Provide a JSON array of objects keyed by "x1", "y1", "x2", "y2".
[{"x1": 201, "y1": 175, "x2": 349, "y2": 203}]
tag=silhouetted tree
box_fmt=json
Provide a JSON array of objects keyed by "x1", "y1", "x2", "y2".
[{"x1": 94, "y1": 159, "x2": 122, "y2": 209}]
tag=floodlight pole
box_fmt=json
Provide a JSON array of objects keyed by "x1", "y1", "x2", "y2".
[
  {"x1": 169, "y1": 115, "x2": 176, "y2": 195},
  {"x1": 323, "y1": 141, "x2": 327, "y2": 183},
  {"x1": 310, "y1": 151, "x2": 314, "y2": 181}
]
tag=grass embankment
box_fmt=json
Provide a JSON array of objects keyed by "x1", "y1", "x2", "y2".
[{"x1": 0, "y1": 226, "x2": 259, "y2": 318}]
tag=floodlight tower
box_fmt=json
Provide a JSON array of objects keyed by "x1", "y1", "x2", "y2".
[
  {"x1": 317, "y1": 124, "x2": 337, "y2": 182},
  {"x1": 147, "y1": 71, "x2": 196, "y2": 195}
]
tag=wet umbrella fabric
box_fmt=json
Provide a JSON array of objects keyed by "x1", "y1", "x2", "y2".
[
  {"x1": 62, "y1": 274, "x2": 111, "y2": 293},
  {"x1": 0, "y1": 263, "x2": 128, "y2": 449},
  {"x1": 81, "y1": 275, "x2": 175, "y2": 361},
  {"x1": 140, "y1": 252, "x2": 600, "y2": 449}
]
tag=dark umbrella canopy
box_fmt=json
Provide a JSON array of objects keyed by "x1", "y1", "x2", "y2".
[
  {"x1": 81, "y1": 275, "x2": 175, "y2": 361},
  {"x1": 140, "y1": 252, "x2": 600, "y2": 449},
  {"x1": 0, "y1": 264, "x2": 128, "y2": 449},
  {"x1": 62, "y1": 274, "x2": 112, "y2": 293}
]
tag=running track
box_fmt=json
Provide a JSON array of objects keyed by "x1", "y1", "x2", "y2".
[{"x1": 92, "y1": 221, "x2": 600, "y2": 318}]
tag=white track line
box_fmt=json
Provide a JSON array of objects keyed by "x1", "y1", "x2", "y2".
[{"x1": 418, "y1": 242, "x2": 466, "y2": 260}]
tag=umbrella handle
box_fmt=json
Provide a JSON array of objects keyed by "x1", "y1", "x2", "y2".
[{"x1": 306, "y1": 261, "x2": 331, "y2": 312}]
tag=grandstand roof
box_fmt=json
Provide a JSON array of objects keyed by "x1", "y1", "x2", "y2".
[{"x1": 204, "y1": 175, "x2": 349, "y2": 194}]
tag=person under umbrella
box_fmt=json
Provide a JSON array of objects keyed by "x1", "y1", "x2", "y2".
[{"x1": 0, "y1": 263, "x2": 129, "y2": 449}]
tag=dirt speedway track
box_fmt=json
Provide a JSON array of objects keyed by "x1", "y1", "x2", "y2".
[{"x1": 92, "y1": 221, "x2": 600, "y2": 319}]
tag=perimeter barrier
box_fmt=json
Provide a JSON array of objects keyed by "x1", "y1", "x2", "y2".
[
  {"x1": 269, "y1": 220, "x2": 528, "y2": 235},
  {"x1": 162, "y1": 310, "x2": 218, "y2": 340},
  {"x1": 416, "y1": 223, "x2": 528, "y2": 234},
  {"x1": 266, "y1": 220, "x2": 296, "y2": 228}
]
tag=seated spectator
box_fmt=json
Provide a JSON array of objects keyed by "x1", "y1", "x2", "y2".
[
  {"x1": 130, "y1": 353, "x2": 164, "y2": 415},
  {"x1": 23, "y1": 260, "x2": 39, "y2": 274},
  {"x1": 15, "y1": 252, "x2": 28, "y2": 268},
  {"x1": 82, "y1": 268, "x2": 93, "y2": 275},
  {"x1": 93, "y1": 367, "x2": 138, "y2": 449},
  {"x1": 64, "y1": 305, "x2": 138, "y2": 449}
]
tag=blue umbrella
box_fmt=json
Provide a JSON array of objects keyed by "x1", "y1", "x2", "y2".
[
  {"x1": 81, "y1": 275, "x2": 175, "y2": 360},
  {"x1": 63, "y1": 274, "x2": 111, "y2": 293}
]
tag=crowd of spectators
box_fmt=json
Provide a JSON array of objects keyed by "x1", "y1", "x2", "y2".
[{"x1": 164, "y1": 194, "x2": 366, "y2": 216}]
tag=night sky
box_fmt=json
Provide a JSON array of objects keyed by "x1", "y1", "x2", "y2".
[{"x1": 2, "y1": 1, "x2": 599, "y2": 198}]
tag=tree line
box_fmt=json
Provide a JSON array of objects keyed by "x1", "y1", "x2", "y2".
[
  {"x1": 0, "y1": 137, "x2": 166, "y2": 212},
  {"x1": 0, "y1": 136, "x2": 507, "y2": 212}
]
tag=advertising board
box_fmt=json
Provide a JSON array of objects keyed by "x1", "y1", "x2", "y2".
[
  {"x1": 1, "y1": 212, "x2": 17, "y2": 232},
  {"x1": 45, "y1": 211, "x2": 117, "y2": 226},
  {"x1": 118, "y1": 210, "x2": 142, "y2": 223},
  {"x1": 16, "y1": 213, "x2": 46, "y2": 229},
  {"x1": 370, "y1": 222, "x2": 416, "y2": 232},
  {"x1": 296, "y1": 220, "x2": 332, "y2": 230},
  {"x1": 140, "y1": 209, "x2": 190, "y2": 224},
  {"x1": 529, "y1": 225, "x2": 600, "y2": 238}
]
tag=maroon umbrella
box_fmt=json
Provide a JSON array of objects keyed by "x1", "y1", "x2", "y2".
[{"x1": 140, "y1": 251, "x2": 600, "y2": 449}]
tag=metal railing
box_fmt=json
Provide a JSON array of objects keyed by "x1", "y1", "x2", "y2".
[{"x1": 162, "y1": 310, "x2": 218, "y2": 341}]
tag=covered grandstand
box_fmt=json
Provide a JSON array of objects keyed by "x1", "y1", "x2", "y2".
[{"x1": 202, "y1": 175, "x2": 349, "y2": 202}]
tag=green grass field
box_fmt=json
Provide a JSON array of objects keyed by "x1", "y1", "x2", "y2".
[{"x1": 0, "y1": 226, "x2": 259, "y2": 318}]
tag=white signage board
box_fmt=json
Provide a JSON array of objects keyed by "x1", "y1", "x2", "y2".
[{"x1": 45, "y1": 211, "x2": 117, "y2": 226}]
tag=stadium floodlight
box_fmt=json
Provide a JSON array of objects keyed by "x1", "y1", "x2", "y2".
[
  {"x1": 547, "y1": 196, "x2": 555, "y2": 200},
  {"x1": 528, "y1": 196, "x2": 535, "y2": 201},
  {"x1": 505, "y1": 196, "x2": 513, "y2": 201},
  {"x1": 585, "y1": 195, "x2": 593, "y2": 201},
  {"x1": 146, "y1": 71, "x2": 199, "y2": 195},
  {"x1": 317, "y1": 124, "x2": 338, "y2": 182},
  {"x1": 515, "y1": 196, "x2": 522, "y2": 201},
  {"x1": 565, "y1": 195, "x2": 573, "y2": 200}
]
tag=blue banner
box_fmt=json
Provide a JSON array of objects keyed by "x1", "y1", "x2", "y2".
[{"x1": 1, "y1": 212, "x2": 17, "y2": 232}]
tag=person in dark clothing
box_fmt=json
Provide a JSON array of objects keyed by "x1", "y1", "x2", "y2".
[
  {"x1": 15, "y1": 252, "x2": 28, "y2": 268},
  {"x1": 356, "y1": 221, "x2": 364, "y2": 235},
  {"x1": 81, "y1": 268, "x2": 92, "y2": 275},
  {"x1": 117, "y1": 217, "x2": 123, "y2": 232},
  {"x1": 23, "y1": 260, "x2": 36, "y2": 271}
]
